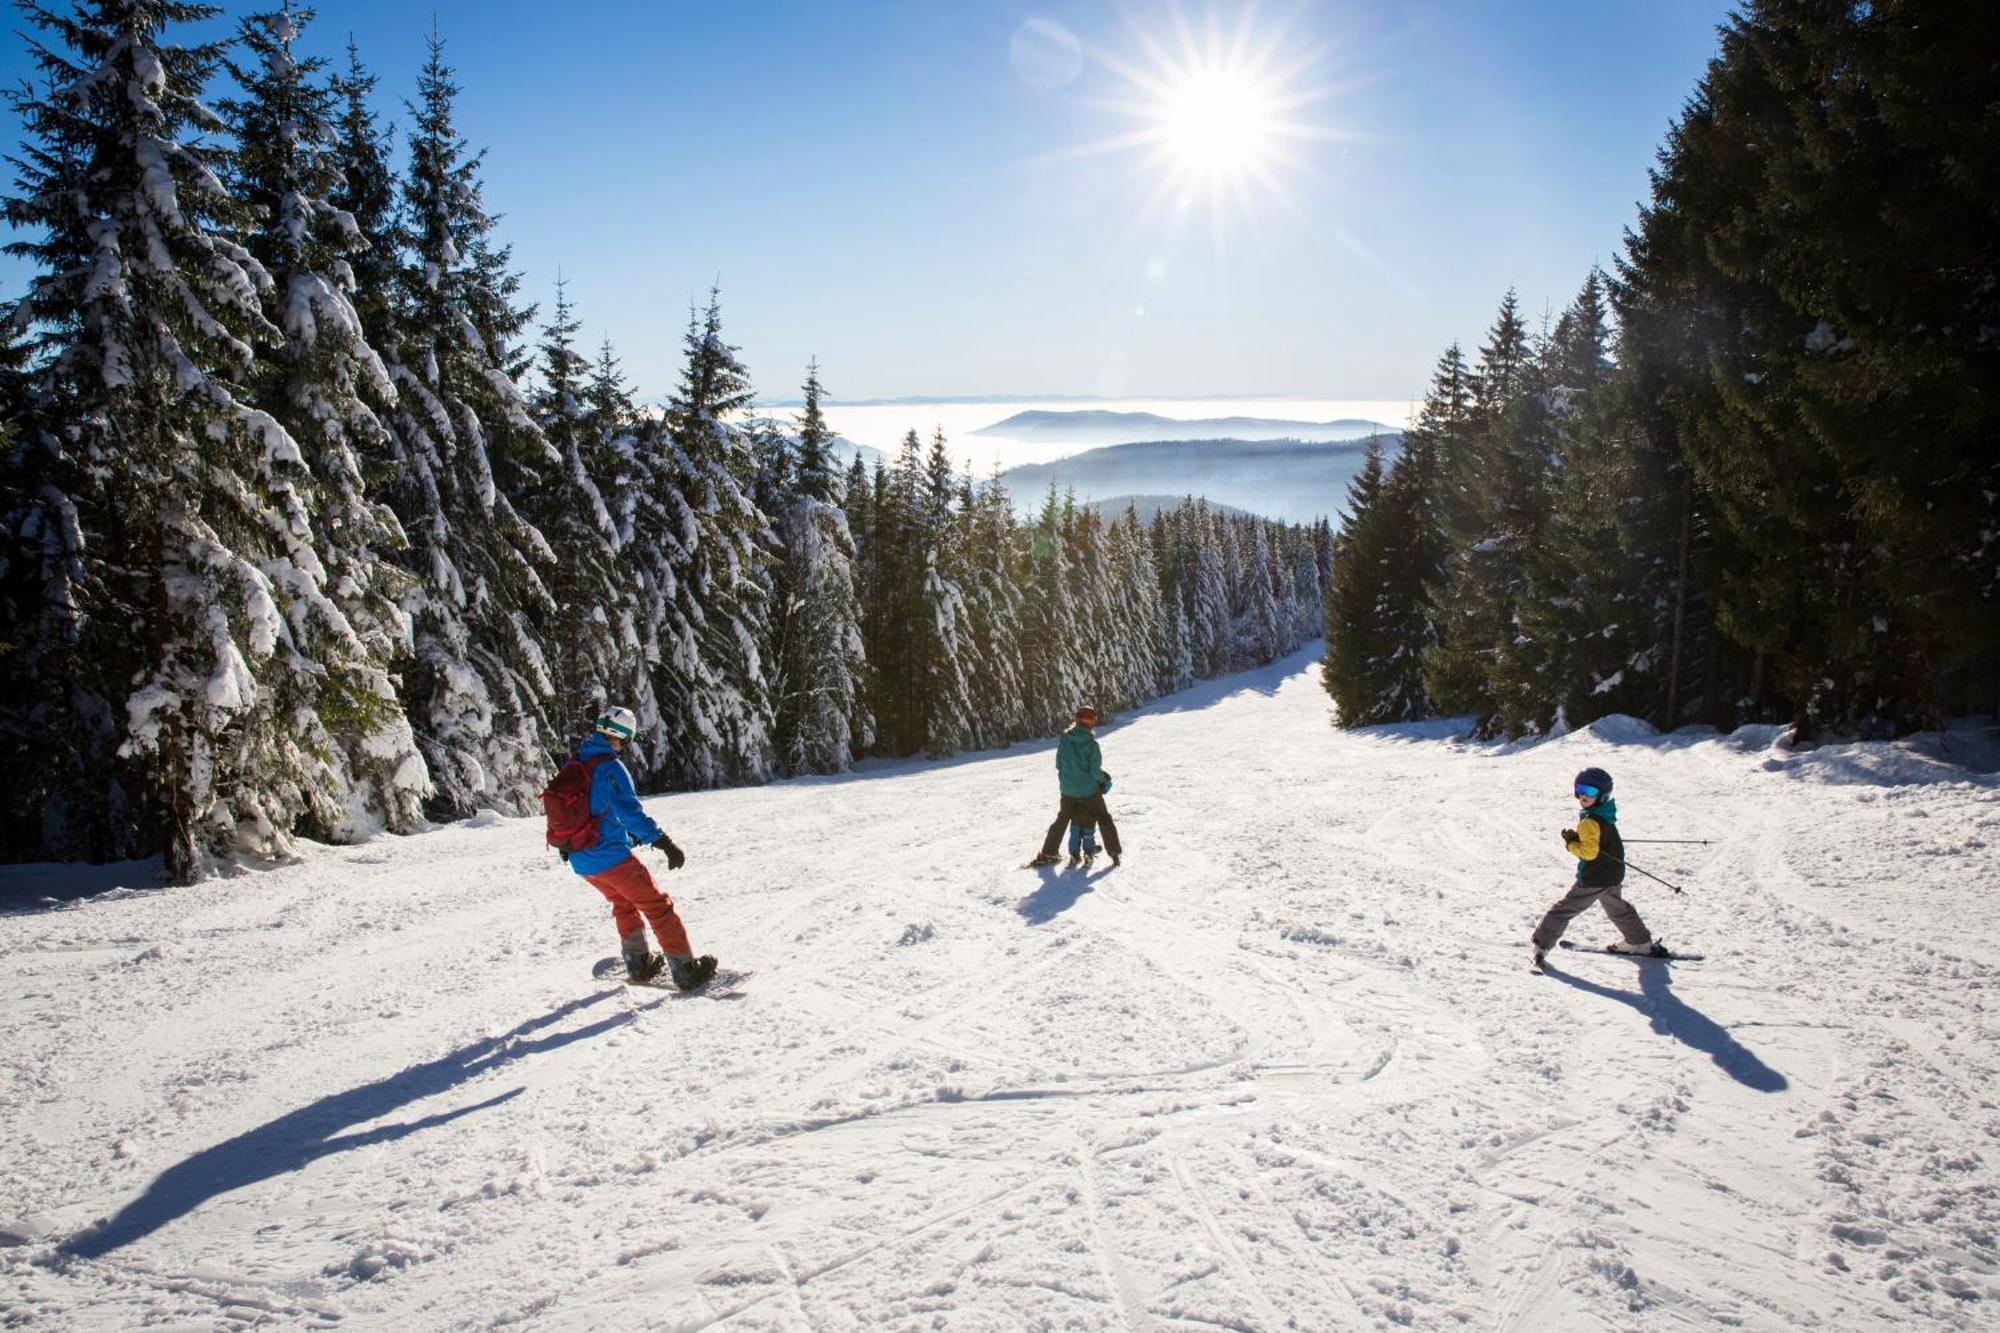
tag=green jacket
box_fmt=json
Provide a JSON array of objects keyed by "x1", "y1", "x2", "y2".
[{"x1": 1056, "y1": 725, "x2": 1105, "y2": 797}]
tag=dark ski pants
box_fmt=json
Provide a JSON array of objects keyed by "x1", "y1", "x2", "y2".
[
  {"x1": 1040, "y1": 794, "x2": 1121, "y2": 861},
  {"x1": 583, "y1": 856, "x2": 694, "y2": 959},
  {"x1": 1532, "y1": 880, "x2": 1651, "y2": 951}
]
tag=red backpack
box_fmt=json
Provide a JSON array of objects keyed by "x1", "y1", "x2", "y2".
[{"x1": 541, "y1": 754, "x2": 614, "y2": 853}]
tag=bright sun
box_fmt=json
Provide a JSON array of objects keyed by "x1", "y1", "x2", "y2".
[
  {"x1": 1158, "y1": 69, "x2": 1279, "y2": 179},
  {"x1": 1039, "y1": 5, "x2": 1342, "y2": 230}
]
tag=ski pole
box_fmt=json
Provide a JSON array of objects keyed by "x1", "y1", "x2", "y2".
[
  {"x1": 1610, "y1": 856, "x2": 1685, "y2": 895},
  {"x1": 1622, "y1": 838, "x2": 1714, "y2": 845}
]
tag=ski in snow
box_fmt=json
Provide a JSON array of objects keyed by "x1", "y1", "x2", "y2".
[{"x1": 1558, "y1": 940, "x2": 1705, "y2": 961}]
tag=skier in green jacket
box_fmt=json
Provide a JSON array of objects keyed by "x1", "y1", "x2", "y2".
[{"x1": 1027, "y1": 705, "x2": 1122, "y2": 868}]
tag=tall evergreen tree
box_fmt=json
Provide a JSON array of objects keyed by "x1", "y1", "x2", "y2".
[
  {"x1": 1617, "y1": 0, "x2": 2000, "y2": 736},
  {"x1": 4, "y1": 0, "x2": 376, "y2": 879},
  {"x1": 1322, "y1": 436, "x2": 1399, "y2": 726},
  {"x1": 523, "y1": 280, "x2": 638, "y2": 747},
  {"x1": 379, "y1": 29, "x2": 562, "y2": 816},
  {"x1": 653, "y1": 290, "x2": 774, "y2": 784},
  {"x1": 222, "y1": 4, "x2": 430, "y2": 836},
  {"x1": 770, "y1": 363, "x2": 871, "y2": 773}
]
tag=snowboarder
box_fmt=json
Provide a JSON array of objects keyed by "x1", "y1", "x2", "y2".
[
  {"x1": 1028, "y1": 706, "x2": 1123, "y2": 868},
  {"x1": 560, "y1": 707, "x2": 718, "y2": 989},
  {"x1": 1530, "y1": 766, "x2": 1667, "y2": 970}
]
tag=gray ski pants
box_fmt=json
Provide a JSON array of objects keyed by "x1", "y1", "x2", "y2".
[{"x1": 1532, "y1": 881, "x2": 1652, "y2": 951}]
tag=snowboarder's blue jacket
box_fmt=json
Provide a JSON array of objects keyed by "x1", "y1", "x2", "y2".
[
  {"x1": 1056, "y1": 724, "x2": 1106, "y2": 797},
  {"x1": 566, "y1": 732, "x2": 667, "y2": 876}
]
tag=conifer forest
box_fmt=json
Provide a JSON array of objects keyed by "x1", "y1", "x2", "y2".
[
  {"x1": 0, "y1": 2, "x2": 1328, "y2": 879},
  {"x1": 1321, "y1": 3, "x2": 1997, "y2": 745}
]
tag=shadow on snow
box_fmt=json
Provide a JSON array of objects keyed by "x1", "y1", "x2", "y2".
[
  {"x1": 60, "y1": 991, "x2": 634, "y2": 1259},
  {"x1": 1544, "y1": 961, "x2": 1788, "y2": 1093},
  {"x1": 1017, "y1": 865, "x2": 1115, "y2": 925}
]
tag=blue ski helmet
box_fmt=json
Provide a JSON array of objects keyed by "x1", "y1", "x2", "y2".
[{"x1": 1574, "y1": 766, "x2": 1613, "y2": 799}]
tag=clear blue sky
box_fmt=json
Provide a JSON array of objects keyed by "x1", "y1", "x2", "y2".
[{"x1": 1, "y1": 0, "x2": 1733, "y2": 404}]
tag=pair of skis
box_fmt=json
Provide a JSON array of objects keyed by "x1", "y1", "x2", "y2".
[{"x1": 1532, "y1": 940, "x2": 1705, "y2": 973}]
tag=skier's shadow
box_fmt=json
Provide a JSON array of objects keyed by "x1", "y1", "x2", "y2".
[
  {"x1": 60, "y1": 991, "x2": 632, "y2": 1259},
  {"x1": 1544, "y1": 961, "x2": 1788, "y2": 1093},
  {"x1": 1018, "y1": 867, "x2": 1114, "y2": 924}
]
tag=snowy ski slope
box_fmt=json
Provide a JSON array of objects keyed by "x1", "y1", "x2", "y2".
[{"x1": 3, "y1": 646, "x2": 1997, "y2": 1330}]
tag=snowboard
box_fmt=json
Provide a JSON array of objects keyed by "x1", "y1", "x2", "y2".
[{"x1": 590, "y1": 956, "x2": 749, "y2": 997}]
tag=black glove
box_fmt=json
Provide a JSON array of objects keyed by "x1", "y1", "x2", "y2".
[
  {"x1": 654, "y1": 835, "x2": 686, "y2": 870},
  {"x1": 558, "y1": 847, "x2": 570, "y2": 863},
  {"x1": 1561, "y1": 828, "x2": 1577, "y2": 844}
]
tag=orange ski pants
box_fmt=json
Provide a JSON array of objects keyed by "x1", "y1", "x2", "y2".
[{"x1": 582, "y1": 856, "x2": 693, "y2": 958}]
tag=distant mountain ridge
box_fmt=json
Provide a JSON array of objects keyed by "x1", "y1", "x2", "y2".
[
  {"x1": 1083, "y1": 495, "x2": 1254, "y2": 524},
  {"x1": 999, "y1": 435, "x2": 1402, "y2": 525},
  {"x1": 976, "y1": 409, "x2": 1395, "y2": 445}
]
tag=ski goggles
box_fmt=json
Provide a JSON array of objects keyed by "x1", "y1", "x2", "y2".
[{"x1": 1574, "y1": 784, "x2": 1602, "y2": 798}]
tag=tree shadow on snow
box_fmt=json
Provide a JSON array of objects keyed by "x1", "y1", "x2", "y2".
[
  {"x1": 59, "y1": 991, "x2": 632, "y2": 1259},
  {"x1": 1017, "y1": 866, "x2": 1114, "y2": 925},
  {"x1": 1544, "y1": 962, "x2": 1788, "y2": 1093}
]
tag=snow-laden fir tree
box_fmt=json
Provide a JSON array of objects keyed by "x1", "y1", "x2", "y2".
[
  {"x1": 1106, "y1": 505, "x2": 1164, "y2": 710},
  {"x1": 649, "y1": 290, "x2": 774, "y2": 786},
  {"x1": 1021, "y1": 484, "x2": 1089, "y2": 731},
  {"x1": 769, "y1": 361, "x2": 871, "y2": 773},
  {"x1": 221, "y1": 5, "x2": 431, "y2": 837},
  {"x1": 376, "y1": 31, "x2": 561, "y2": 817},
  {"x1": 958, "y1": 469, "x2": 1030, "y2": 749},
  {"x1": 522, "y1": 280, "x2": 645, "y2": 748},
  {"x1": 912, "y1": 429, "x2": 976, "y2": 754},
  {"x1": 4, "y1": 0, "x2": 385, "y2": 879},
  {"x1": 579, "y1": 336, "x2": 668, "y2": 767}
]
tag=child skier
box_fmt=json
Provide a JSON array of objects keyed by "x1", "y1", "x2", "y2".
[
  {"x1": 1066, "y1": 773, "x2": 1111, "y2": 866},
  {"x1": 560, "y1": 707, "x2": 718, "y2": 989},
  {"x1": 1530, "y1": 766, "x2": 1667, "y2": 970}
]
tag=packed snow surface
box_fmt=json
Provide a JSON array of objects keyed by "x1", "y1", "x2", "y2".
[{"x1": 4, "y1": 647, "x2": 1998, "y2": 1330}]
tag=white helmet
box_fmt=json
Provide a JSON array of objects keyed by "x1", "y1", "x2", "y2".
[{"x1": 594, "y1": 705, "x2": 639, "y2": 741}]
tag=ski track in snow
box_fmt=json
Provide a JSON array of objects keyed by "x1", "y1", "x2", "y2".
[{"x1": 3, "y1": 645, "x2": 1998, "y2": 1331}]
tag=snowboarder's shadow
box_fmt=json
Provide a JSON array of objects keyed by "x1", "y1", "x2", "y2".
[
  {"x1": 59, "y1": 990, "x2": 632, "y2": 1259},
  {"x1": 1017, "y1": 866, "x2": 1115, "y2": 925},
  {"x1": 1544, "y1": 961, "x2": 1788, "y2": 1093}
]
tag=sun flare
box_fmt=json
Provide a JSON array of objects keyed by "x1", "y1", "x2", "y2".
[{"x1": 1040, "y1": 5, "x2": 1346, "y2": 231}]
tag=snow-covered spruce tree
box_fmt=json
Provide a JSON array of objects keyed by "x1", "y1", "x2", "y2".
[
  {"x1": 1151, "y1": 509, "x2": 1195, "y2": 694},
  {"x1": 769, "y1": 362, "x2": 871, "y2": 773},
  {"x1": 3, "y1": 0, "x2": 383, "y2": 880},
  {"x1": 378, "y1": 30, "x2": 561, "y2": 817},
  {"x1": 958, "y1": 469, "x2": 1030, "y2": 749},
  {"x1": 912, "y1": 429, "x2": 975, "y2": 755},
  {"x1": 1106, "y1": 505, "x2": 1164, "y2": 710},
  {"x1": 651, "y1": 291, "x2": 774, "y2": 786},
  {"x1": 1234, "y1": 519, "x2": 1285, "y2": 669},
  {"x1": 221, "y1": 5, "x2": 430, "y2": 837},
  {"x1": 1184, "y1": 503, "x2": 1234, "y2": 678},
  {"x1": 522, "y1": 280, "x2": 643, "y2": 749},
  {"x1": 1021, "y1": 483, "x2": 1088, "y2": 731},
  {"x1": 327, "y1": 38, "x2": 396, "y2": 352},
  {"x1": 1062, "y1": 498, "x2": 1122, "y2": 713},
  {"x1": 580, "y1": 336, "x2": 667, "y2": 767}
]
